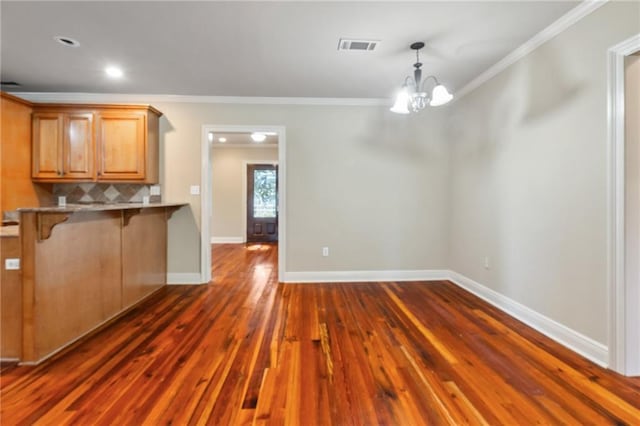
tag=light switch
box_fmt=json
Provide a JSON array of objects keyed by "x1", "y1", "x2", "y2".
[
  {"x1": 150, "y1": 185, "x2": 161, "y2": 196},
  {"x1": 190, "y1": 185, "x2": 200, "y2": 195}
]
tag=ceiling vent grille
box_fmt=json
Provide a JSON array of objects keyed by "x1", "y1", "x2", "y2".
[{"x1": 337, "y1": 39, "x2": 379, "y2": 52}]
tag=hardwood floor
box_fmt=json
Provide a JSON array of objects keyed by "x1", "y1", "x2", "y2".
[{"x1": 1, "y1": 243, "x2": 639, "y2": 425}]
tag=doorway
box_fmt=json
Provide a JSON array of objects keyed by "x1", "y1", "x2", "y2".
[
  {"x1": 201, "y1": 125, "x2": 286, "y2": 284},
  {"x1": 246, "y1": 164, "x2": 278, "y2": 243},
  {"x1": 607, "y1": 34, "x2": 640, "y2": 376}
]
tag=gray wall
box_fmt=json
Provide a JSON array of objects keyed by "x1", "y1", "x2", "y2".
[
  {"x1": 156, "y1": 102, "x2": 450, "y2": 274},
  {"x1": 447, "y1": 1, "x2": 640, "y2": 345}
]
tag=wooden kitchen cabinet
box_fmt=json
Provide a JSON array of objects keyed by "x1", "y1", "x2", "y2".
[
  {"x1": 121, "y1": 208, "x2": 167, "y2": 309},
  {"x1": 32, "y1": 112, "x2": 94, "y2": 180},
  {"x1": 96, "y1": 109, "x2": 159, "y2": 182},
  {"x1": 31, "y1": 104, "x2": 161, "y2": 183},
  {"x1": 1, "y1": 230, "x2": 22, "y2": 360},
  {"x1": 18, "y1": 203, "x2": 184, "y2": 364},
  {"x1": 20, "y1": 210, "x2": 123, "y2": 363}
]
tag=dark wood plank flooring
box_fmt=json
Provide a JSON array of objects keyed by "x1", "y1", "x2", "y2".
[{"x1": 1, "y1": 243, "x2": 639, "y2": 425}]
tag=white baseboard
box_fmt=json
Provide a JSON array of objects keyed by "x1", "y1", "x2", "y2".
[
  {"x1": 167, "y1": 273, "x2": 205, "y2": 285},
  {"x1": 447, "y1": 271, "x2": 608, "y2": 367},
  {"x1": 210, "y1": 237, "x2": 244, "y2": 244},
  {"x1": 282, "y1": 269, "x2": 449, "y2": 283}
]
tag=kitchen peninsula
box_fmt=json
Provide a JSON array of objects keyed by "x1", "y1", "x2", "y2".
[
  {"x1": 0, "y1": 93, "x2": 188, "y2": 364},
  {"x1": 17, "y1": 202, "x2": 185, "y2": 364}
]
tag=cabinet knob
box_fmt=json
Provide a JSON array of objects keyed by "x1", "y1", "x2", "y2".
[{"x1": 58, "y1": 171, "x2": 62, "y2": 176}]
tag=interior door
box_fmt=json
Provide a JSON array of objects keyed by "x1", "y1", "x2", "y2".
[{"x1": 247, "y1": 164, "x2": 278, "y2": 243}]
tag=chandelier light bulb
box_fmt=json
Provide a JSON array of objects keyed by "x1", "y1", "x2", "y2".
[
  {"x1": 430, "y1": 84, "x2": 453, "y2": 106},
  {"x1": 390, "y1": 87, "x2": 410, "y2": 114}
]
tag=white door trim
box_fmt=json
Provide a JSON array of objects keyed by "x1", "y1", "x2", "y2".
[
  {"x1": 607, "y1": 33, "x2": 640, "y2": 376},
  {"x1": 242, "y1": 160, "x2": 279, "y2": 243},
  {"x1": 201, "y1": 125, "x2": 286, "y2": 283}
]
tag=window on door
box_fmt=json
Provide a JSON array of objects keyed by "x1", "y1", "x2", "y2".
[{"x1": 247, "y1": 164, "x2": 278, "y2": 242}]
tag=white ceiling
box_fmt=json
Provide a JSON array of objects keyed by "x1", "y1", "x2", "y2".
[
  {"x1": 1, "y1": 1, "x2": 580, "y2": 99},
  {"x1": 212, "y1": 132, "x2": 278, "y2": 146}
]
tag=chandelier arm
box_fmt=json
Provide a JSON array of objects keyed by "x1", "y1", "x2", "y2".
[
  {"x1": 403, "y1": 75, "x2": 416, "y2": 90},
  {"x1": 419, "y1": 75, "x2": 441, "y2": 92}
]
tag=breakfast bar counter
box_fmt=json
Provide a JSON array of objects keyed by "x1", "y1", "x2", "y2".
[
  {"x1": 18, "y1": 201, "x2": 186, "y2": 213},
  {"x1": 17, "y1": 202, "x2": 186, "y2": 364}
]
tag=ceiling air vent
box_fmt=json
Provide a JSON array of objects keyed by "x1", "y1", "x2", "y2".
[
  {"x1": 337, "y1": 38, "x2": 379, "y2": 52},
  {"x1": 1, "y1": 81, "x2": 21, "y2": 87}
]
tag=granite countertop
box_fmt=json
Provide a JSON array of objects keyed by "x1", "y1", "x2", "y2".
[
  {"x1": 17, "y1": 202, "x2": 188, "y2": 213},
  {"x1": 0, "y1": 225, "x2": 19, "y2": 237}
]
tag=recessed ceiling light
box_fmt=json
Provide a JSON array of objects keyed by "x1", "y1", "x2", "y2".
[
  {"x1": 105, "y1": 66, "x2": 123, "y2": 78},
  {"x1": 218, "y1": 137, "x2": 227, "y2": 143},
  {"x1": 251, "y1": 133, "x2": 266, "y2": 142},
  {"x1": 54, "y1": 36, "x2": 80, "y2": 47}
]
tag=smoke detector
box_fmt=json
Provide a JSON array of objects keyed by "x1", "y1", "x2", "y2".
[{"x1": 337, "y1": 38, "x2": 379, "y2": 52}]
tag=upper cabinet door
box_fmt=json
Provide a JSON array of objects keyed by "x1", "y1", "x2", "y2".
[
  {"x1": 97, "y1": 112, "x2": 146, "y2": 181},
  {"x1": 31, "y1": 104, "x2": 161, "y2": 183},
  {"x1": 32, "y1": 113, "x2": 64, "y2": 179},
  {"x1": 33, "y1": 112, "x2": 94, "y2": 181},
  {"x1": 63, "y1": 113, "x2": 94, "y2": 179}
]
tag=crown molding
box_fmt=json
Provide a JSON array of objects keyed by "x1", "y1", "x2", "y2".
[
  {"x1": 455, "y1": 0, "x2": 609, "y2": 100},
  {"x1": 11, "y1": 92, "x2": 389, "y2": 107},
  {"x1": 1, "y1": 91, "x2": 33, "y2": 107}
]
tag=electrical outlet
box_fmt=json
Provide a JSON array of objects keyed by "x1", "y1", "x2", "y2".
[
  {"x1": 190, "y1": 185, "x2": 200, "y2": 195},
  {"x1": 322, "y1": 247, "x2": 329, "y2": 257},
  {"x1": 5, "y1": 258, "x2": 20, "y2": 270},
  {"x1": 484, "y1": 256, "x2": 490, "y2": 270},
  {"x1": 150, "y1": 185, "x2": 161, "y2": 196}
]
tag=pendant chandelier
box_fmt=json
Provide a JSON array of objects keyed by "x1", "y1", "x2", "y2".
[{"x1": 390, "y1": 42, "x2": 453, "y2": 114}]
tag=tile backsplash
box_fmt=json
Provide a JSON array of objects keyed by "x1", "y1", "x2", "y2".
[{"x1": 53, "y1": 183, "x2": 161, "y2": 204}]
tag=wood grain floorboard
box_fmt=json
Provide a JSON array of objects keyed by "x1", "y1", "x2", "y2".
[{"x1": 1, "y1": 243, "x2": 639, "y2": 425}]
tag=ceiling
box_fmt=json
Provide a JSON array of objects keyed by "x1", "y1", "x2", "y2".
[
  {"x1": 1, "y1": 1, "x2": 580, "y2": 99},
  {"x1": 212, "y1": 132, "x2": 278, "y2": 147}
]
